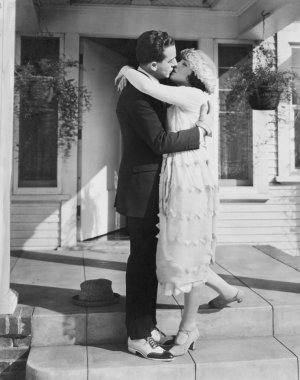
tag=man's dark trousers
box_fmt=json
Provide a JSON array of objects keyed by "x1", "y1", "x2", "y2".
[{"x1": 126, "y1": 216, "x2": 159, "y2": 339}]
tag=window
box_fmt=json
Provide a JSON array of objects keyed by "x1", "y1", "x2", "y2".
[
  {"x1": 294, "y1": 108, "x2": 300, "y2": 168},
  {"x1": 292, "y1": 46, "x2": 300, "y2": 169},
  {"x1": 218, "y1": 44, "x2": 253, "y2": 185},
  {"x1": 18, "y1": 37, "x2": 60, "y2": 188}
]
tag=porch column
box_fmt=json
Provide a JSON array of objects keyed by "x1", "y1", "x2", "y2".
[
  {"x1": 198, "y1": 38, "x2": 218, "y2": 181},
  {"x1": 60, "y1": 33, "x2": 80, "y2": 247},
  {"x1": 0, "y1": 0, "x2": 18, "y2": 313},
  {"x1": 252, "y1": 110, "x2": 271, "y2": 194}
]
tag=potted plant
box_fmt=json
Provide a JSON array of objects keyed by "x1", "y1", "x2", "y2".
[
  {"x1": 14, "y1": 57, "x2": 92, "y2": 155},
  {"x1": 226, "y1": 41, "x2": 300, "y2": 111}
]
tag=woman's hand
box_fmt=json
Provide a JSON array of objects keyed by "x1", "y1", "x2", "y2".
[
  {"x1": 196, "y1": 100, "x2": 213, "y2": 137},
  {"x1": 116, "y1": 75, "x2": 127, "y2": 93},
  {"x1": 115, "y1": 66, "x2": 131, "y2": 92}
]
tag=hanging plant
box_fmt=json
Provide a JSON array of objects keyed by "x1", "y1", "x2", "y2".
[
  {"x1": 15, "y1": 58, "x2": 92, "y2": 155},
  {"x1": 226, "y1": 40, "x2": 300, "y2": 111}
]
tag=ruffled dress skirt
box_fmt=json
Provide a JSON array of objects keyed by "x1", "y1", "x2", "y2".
[{"x1": 156, "y1": 148, "x2": 218, "y2": 296}]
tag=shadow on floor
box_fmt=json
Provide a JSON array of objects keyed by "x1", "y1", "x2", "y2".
[
  {"x1": 11, "y1": 283, "x2": 127, "y2": 314},
  {"x1": 220, "y1": 273, "x2": 300, "y2": 293},
  {"x1": 81, "y1": 228, "x2": 130, "y2": 245},
  {"x1": 10, "y1": 283, "x2": 180, "y2": 314},
  {"x1": 11, "y1": 251, "x2": 127, "y2": 271}
]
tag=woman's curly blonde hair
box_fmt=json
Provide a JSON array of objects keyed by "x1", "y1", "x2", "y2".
[{"x1": 181, "y1": 48, "x2": 216, "y2": 94}]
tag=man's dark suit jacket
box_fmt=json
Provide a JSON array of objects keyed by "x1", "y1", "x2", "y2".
[{"x1": 115, "y1": 81, "x2": 200, "y2": 219}]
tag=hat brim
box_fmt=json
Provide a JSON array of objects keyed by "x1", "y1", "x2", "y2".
[{"x1": 72, "y1": 293, "x2": 120, "y2": 307}]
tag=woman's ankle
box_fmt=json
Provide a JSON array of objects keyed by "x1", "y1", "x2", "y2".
[
  {"x1": 219, "y1": 286, "x2": 238, "y2": 299},
  {"x1": 179, "y1": 322, "x2": 197, "y2": 332}
]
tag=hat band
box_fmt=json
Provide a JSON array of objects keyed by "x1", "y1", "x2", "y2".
[{"x1": 79, "y1": 294, "x2": 114, "y2": 302}]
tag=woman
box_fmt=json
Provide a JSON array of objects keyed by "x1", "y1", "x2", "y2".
[{"x1": 116, "y1": 48, "x2": 243, "y2": 356}]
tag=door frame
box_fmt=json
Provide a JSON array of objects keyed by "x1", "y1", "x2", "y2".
[{"x1": 77, "y1": 36, "x2": 128, "y2": 241}]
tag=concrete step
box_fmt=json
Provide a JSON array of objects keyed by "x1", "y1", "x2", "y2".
[
  {"x1": 10, "y1": 243, "x2": 300, "y2": 379},
  {"x1": 216, "y1": 245, "x2": 300, "y2": 335},
  {"x1": 11, "y1": 244, "x2": 300, "y2": 347},
  {"x1": 25, "y1": 336, "x2": 300, "y2": 380},
  {"x1": 12, "y1": 242, "x2": 286, "y2": 346},
  {"x1": 27, "y1": 264, "x2": 273, "y2": 347}
]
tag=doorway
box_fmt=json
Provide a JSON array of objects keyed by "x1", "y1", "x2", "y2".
[{"x1": 78, "y1": 37, "x2": 197, "y2": 241}]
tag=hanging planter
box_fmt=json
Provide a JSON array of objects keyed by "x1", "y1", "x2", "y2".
[
  {"x1": 248, "y1": 85, "x2": 281, "y2": 110},
  {"x1": 15, "y1": 58, "x2": 92, "y2": 156},
  {"x1": 226, "y1": 41, "x2": 300, "y2": 112}
]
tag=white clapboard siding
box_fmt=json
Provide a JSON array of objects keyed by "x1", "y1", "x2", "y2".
[
  {"x1": 9, "y1": 184, "x2": 300, "y2": 254},
  {"x1": 218, "y1": 226, "x2": 300, "y2": 235},
  {"x1": 217, "y1": 184, "x2": 300, "y2": 256},
  {"x1": 10, "y1": 214, "x2": 59, "y2": 223},
  {"x1": 11, "y1": 205, "x2": 59, "y2": 214},
  {"x1": 263, "y1": 196, "x2": 300, "y2": 205},
  {"x1": 219, "y1": 219, "x2": 300, "y2": 227},
  {"x1": 219, "y1": 234, "x2": 300, "y2": 243},
  {"x1": 11, "y1": 202, "x2": 60, "y2": 250},
  {"x1": 218, "y1": 211, "x2": 300, "y2": 220},
  {"x1": 11, "y1": 230, "x2": 59, "y2": 239},
  {"x1": 12, "y1": 222, "x2": 58, "y2": 231},
  {"x1": 221, "y1": 204, "x2": 300, "y2": 212},
  {"x1": 11, "y1": 238, "x2": 59, "y2": 249},
  {"x1": 269, "y1": 186, "x2": 300, "y2": 196}
]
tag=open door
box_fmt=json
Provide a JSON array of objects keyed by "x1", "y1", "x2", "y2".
[{"x1": 79, "y1": 38, "x2": 127, "y2": 241}]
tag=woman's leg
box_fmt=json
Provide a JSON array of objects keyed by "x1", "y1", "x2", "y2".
[
  {"x1": 206, "y1": 267, "x2": 239, "y2": 299},
  {"x1": 178, "y1": 265, "x2": 240, "y2": 330},
  {"x1": 179, "y1": 285, "x2": 202, "y2": 332},
  {"x1": 169, "y1": 286, "x2": 201, "y2": 356}
]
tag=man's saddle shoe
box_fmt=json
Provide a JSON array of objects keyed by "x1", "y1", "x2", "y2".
[
  {"x1": 151, "y1": 327, "x2": 176, "y2": 347},
  {"x1": 128, "y1": 337, "x2": 174, "y2": 361}
]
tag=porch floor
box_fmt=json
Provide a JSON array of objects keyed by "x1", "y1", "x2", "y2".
[{"x1": 9, "y1": 239, "x2": 300, "y2": 380}]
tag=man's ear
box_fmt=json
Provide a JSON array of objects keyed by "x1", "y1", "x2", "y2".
[{"x1": 150, "y1": 61, "x2": 158, "y2": 72}]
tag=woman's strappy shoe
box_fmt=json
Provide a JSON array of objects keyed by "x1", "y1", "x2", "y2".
[
  {"x1": 208, "y1": 289, "x2": 244, "y2": 309},
  {"x1": 169, "y1": 327, "x2": 200, "y2": 357}
]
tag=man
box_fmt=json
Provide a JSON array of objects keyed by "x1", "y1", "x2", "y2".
[{"x1": 115, "y1": 30, "x2": 209, "y2": 361}]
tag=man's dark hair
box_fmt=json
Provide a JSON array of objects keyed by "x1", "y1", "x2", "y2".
[{"x1": 136, "y1": 30, "x2": 175, "y2": 64}]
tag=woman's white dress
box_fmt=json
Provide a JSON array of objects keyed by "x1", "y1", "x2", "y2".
[{"x1": 156, "y1": 89, "x2": 218, "y2": 296}]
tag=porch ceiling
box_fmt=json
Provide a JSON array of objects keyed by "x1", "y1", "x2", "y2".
[
  {"x1": 23, "y1": 0, "x2": 300, "y2": 40},
  {"x1": 34, "y1": 0, "x2": 255, "y2": 14}
]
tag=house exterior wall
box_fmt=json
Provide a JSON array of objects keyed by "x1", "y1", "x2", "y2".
[
  {"x1": 10, "y1": 200, "x2": 61, "y2": 249},
  {"x1": 217, "y1": 23, "x2": 300, "y2": 255},
  {"x1": 11, "y1": 5, "x2": 300, "y2": 255},
  {"x1": 11, "y1": 31, "x2": 79, "y2": 250},
  {"x1": 218, "y1": 185, "x2": 300, "y2": 256}
]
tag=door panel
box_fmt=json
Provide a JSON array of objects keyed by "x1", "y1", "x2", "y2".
[{"x1": 79, "y1": 38, "x2": 127, "y2": 240}]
